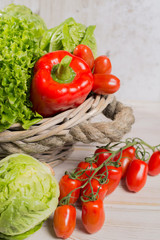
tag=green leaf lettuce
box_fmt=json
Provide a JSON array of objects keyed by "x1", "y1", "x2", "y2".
[{"x1": 0, "y1": 4, "x2": 47, "y2": 132}]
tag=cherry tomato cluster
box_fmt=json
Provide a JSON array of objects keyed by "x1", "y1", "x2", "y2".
[
  {"x1": 73, "y1": 44, "x2": 120, "y2": 95},
  {"x1": 53, "y1": 138, "x2": 160, "y2": 239}
]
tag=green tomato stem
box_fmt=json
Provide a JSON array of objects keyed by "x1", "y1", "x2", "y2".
[
  {"x1": 59, "y1": 138, "x2": 159, "y2": 204},
  {"x1": 133, "y1": 137, "x2": 155, "y2": 152}
]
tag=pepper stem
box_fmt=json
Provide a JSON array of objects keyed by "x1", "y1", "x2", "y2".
[
  {"x1": 56, "y1": 55, "x2": 72, "y2": 80},
  {"x1": 51, "y1": 55, "x2": 76, "y2": 84}
]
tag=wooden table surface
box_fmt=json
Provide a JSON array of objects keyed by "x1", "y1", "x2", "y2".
[{"x1": 28, "y1": 101, "x2": 160, "y2": 240}]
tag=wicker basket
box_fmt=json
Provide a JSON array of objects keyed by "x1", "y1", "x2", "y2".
[{"x1": 0, "y1": 94, "x2": 135, "y2": 167}]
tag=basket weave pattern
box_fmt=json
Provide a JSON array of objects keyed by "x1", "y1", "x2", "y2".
[{"x1": 0, "y1": 95, "x2": 135, "y2": 166}]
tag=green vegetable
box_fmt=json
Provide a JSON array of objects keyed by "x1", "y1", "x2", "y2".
[
  {"x1": 0, "y1": 4, "x2": 97, "y2": 133},
  {"x1": 0, "y1": 154, "x2": 59, "y2": 240},
  {"x1": 40, "y1": 17, "x2": 97, "y2": 57},
  {"x1": 81, "y1": 25, "x2": 97, "y2": 57},
  {"x1": 0, "y1": 4, "x2": 47, "y2": 132}
]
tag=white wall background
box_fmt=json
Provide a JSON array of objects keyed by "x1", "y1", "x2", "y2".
[{"x1": 0, "y1": 0, "x2": 160, "y2": 102}]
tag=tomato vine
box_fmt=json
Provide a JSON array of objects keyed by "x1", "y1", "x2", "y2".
[{"x1": 54, "y1": 137, "x2": 160, "y2": 237}]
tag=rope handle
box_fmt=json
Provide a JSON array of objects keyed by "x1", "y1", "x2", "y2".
[
  {"x1": 70, "y1": 98, "x2": 135, "y2": 144},
  {"x1": 0, "y1": 97, "x2": 135, "y2": 159}
]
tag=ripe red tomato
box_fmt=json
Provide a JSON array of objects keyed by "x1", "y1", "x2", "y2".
[
  {"x1": 148, "y1": 151, "x2": 160, "y2": 176},
  {"x1": 93, "y1": 55, "x2": 112, "y2": 74},
  {"x1": 95, "y1": 148, "x2": 112, "y2": 166},
  {"x1": 114, "y1": 146, "x2": 136, "y2": 178},
  {"x1": 59, "y1": 174, "x2": 81, "y2": 204},
  {"x1": 98, "y1": 165, "x2": 122, "y2": 195},
  {"x1": 81, "y1": 177, "x2": 108, "y2": 201},
  {"x1": 126, "y1": 159, "x2": 148, "y2": 192},
  {"x1": 92, "y1": 73, "x2": 120, "y2": 95},
  {"x1": 73, "y1": 44, "x2": 94, "y2": 69},
  {"x1": 53, "y1": 205, "x2": 76, "y2": 239},
  {"x1": 123, "y1": 146, "x2": 136, "y2": 159},
  {"x1": 120, "y1": 156, "x2": 132, "y2": 178},
  {"x1": 82, "y1": 199, "x2": 105, "y2": 234},
  {"x1": 76, "y1": 161, "x2": 97, "y2": 181}
]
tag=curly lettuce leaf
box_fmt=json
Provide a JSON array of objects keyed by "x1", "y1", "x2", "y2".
[
  {"x1": 0, "y1": 4, "x2": 47, "y2": 132},
  {"x1": 0, "y1": 4, "x2": 47, "y2": 39}
]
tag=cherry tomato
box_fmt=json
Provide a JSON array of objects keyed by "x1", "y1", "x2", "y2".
[
  {"x1": 126, "y1": 159, "x2": 148, "y2": 192},
  {"x1": 81, "y1": 177, "x2": 108, "y2": 201},
  {"x1": 93, "y1": 55, "x2": 112, "y2": 74},
  {"x1": 73, "y1": 44, "x2": 94, "y2": 69},
  {"x1": 76, "y1": 161, "x2": 97, "y2": 181},
  {"x1": 148, "y1": 151, "x2": 160, "y2": 176},
  {"x1": 95, "y1": 148, "x2": 112, "y2": 166},
  {"x1": 59, "y1": 174, "x2": 81, "y2": 204},
  {"x1": 53, "y1": 205, "x2": 76, "y2": 239},
  {"x1": 98, "y1": 165, "x2": 122, "y2": 195},
  {"x1": 123, "y1": 146, "x2": 136, "y2": 159},
  {"x1": 114, "y1": 146, "x2": 136, "y2": 178},
  {"x1": 92, "y1": 73, "x2": 120, "y2": 95},
  {"x1": 120, "y1": 156, "x2": 132, "y2": 178},
  {"x1": 82, "y1": 199, "x2": 105, "y2": 234}
]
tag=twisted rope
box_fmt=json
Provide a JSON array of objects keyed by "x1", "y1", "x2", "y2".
[{"x1": 0, "y1": 97, "x2": 135, "y2": 161}]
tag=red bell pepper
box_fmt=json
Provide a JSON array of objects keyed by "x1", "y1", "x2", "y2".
[{"x1": 30, "y1": 50, "x2": 93, "y2": 117}]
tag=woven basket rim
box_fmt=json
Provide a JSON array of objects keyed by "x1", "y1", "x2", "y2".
[
  {"x1": 0, "y1": 95, "x2": 135, "y2": 164},
  {"x1": 0, "y1": 94, "x2": 114, "y2": 143}
]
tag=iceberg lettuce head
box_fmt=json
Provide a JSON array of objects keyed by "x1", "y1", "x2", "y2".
[{"x1": 0, "y1": 154, "x2": 59, "y2": 240}]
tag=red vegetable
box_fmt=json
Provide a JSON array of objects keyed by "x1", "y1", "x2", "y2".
[
  {"x1": 76, "y1": 161, "x2": 97, "y2": 181},
  {"x1": 30, "y1": 50, "x2": 93, "y2": 117},
  {"x1": 81, "y1": 177, "x2": 108, "y2": 201},
  {"x1": 95, "y1": 148, "x2": 112, "y2": 166},
  {"x1": 73, "y1": 44, "x2": 94, "y2": 69},
  {"x1": 92, "y1": 73, "x2": 120, "y2": 95},
  {"x1": 114, "y1": 146, "x2": 136, "y2": 178},
  {"x1": 53, "y1": 205, "x2": 76, "y2": 239},
  {"x1": 120, "y1": 155, "x2": 133, "y2": 178},
  {"x1": 148, "y1": 151, "x2": 160, "y2": 176},
  {"x1": 98, "y1": 165, "x2": 122, "y2": 195},
  {"x1": 93, "y1": 55, "x2": 112, "y2": 74},
  {"x1": 59, "y1": 174, "x2": 81, "y2": 204},
  {"x1": 124, "y1": 146, "x2": 136, "y2": 159},
  {"x1": 126, "y1": 159, "x2": 148, "y2": 192},
  {"x1": 82, "y1": 199, "x2": 105, "y2": 234}
]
